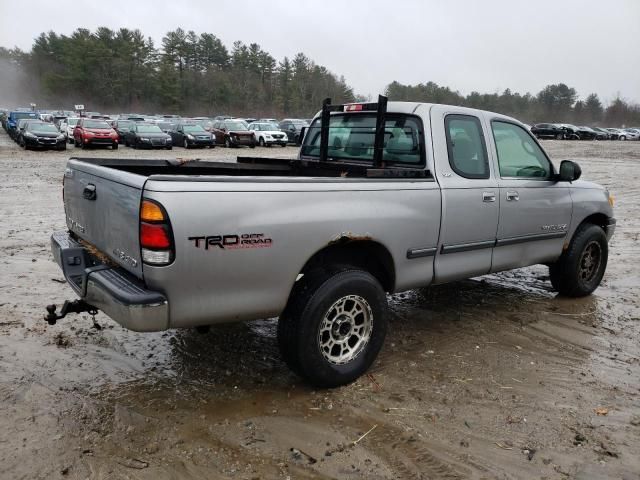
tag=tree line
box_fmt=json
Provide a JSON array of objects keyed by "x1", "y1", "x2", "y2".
[
  {"x1": 384, "y1": 81, "x2": 640, "y2": 127},
  {"x1": 0, "y1": 27, "x2": 356, "y2": 117},
  {"x1": 1, "y1": 27, "x2": 638, "y2": 125}
]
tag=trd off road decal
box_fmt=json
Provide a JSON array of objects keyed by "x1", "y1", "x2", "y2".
[{"x1": 189, "y1": 233, "x2": 273, "y2": 250}]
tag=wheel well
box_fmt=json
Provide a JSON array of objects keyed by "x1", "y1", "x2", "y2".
[
  {"x1": 580, "y1": 213, "x2": 609, "y2": 230},
  {"x1": 299, "y1": 240, "x2": 395, "y2": 292}
]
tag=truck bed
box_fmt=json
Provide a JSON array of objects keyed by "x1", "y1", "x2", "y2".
[{"x1": 71, "y1": 156, "x2": 431, "y2": 180}]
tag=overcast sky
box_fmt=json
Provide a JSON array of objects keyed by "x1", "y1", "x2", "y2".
[{"x1": 1, "y1": 0, "x2": 638, "y2": 104}]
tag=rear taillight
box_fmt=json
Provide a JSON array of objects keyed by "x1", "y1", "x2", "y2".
[{"x1": 140, "y1": 199, "x2": 174, "y2": 266}]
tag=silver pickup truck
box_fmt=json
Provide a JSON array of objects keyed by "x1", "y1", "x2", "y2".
[{"x1": 48, "y1": 97, "x2": 616, "y2": 387}]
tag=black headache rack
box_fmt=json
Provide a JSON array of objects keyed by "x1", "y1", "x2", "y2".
[
  {"x1": 320, "y1": 95, "x2": 388, "y2": 167},
  {"x1": 312, "y1": 95, "x2": 428, "y2": 178}
]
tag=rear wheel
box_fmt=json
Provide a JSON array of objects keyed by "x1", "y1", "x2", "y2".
[
  {"x1": 549, "y1": 223, "x2": 608, "y2": 297},
  {"x1": 278, "y1": 267, "x2": 388, "y2": 387}
]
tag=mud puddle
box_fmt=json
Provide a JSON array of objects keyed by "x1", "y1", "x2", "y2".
[{"x1": 1, "y1": 135, "x2": 639, "y2": 479}]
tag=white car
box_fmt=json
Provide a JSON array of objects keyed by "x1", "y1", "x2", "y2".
[
  {"x1": 248, "y1": 122, "x2": 288, "y2": 147},
  {"x1": 622, "y1": 128, "x2": 640, "y2": 141},
  {"x1": 59, "y1": 118, "x2": 80, "y2": 143}
]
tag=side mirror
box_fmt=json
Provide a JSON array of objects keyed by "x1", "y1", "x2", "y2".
[
  {"x1": 296, "y1": 127, "x2": 307, "y2": 146},
  {"x1": 558, "y1": 160, "x2": 582, "y2": 182}
]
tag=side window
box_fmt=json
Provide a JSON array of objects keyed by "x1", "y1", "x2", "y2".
[
  {"x1": 445, "y1": 115, "x2": 489, "y2": 179},
  {"x1": 492, "y1": 121, "x2": 552, "y2": 178}
]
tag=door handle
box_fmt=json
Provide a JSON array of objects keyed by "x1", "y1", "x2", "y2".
[
  {"x1": 83, "y1": 184, "x2": 97, "y2": 201},
  {"x1": 506, "y1": 191, "x2": 519, "y2": 201},
  {"x1": 482, "y1": 192, "x2": 496, "y2": 202}
]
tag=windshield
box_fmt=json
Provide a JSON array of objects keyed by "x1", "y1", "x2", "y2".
[
  {"x1": 183, "y1": 125, "x2": 206, "y2": 133},
  {"x1": 224, "y1": 121, "x2": 248, "y2": 131},
  {"x1": 67, "y1": 118, "x2": 79, "y2": 126},
  {"x1": 30, "y1": 124, "x2": 59, "y2": 134},
  {"x1": 251, "y1": 124, "x2": 275, "y2": 131},
  {"x1": 117, "y1": 120, "x2": 133, "y2": 128},
  {"x1": 301, "y1": 113, "x2": 424, "y2": 165},
  {"x1": 194, "y1": 119, "x2": 213, "y2": 128},
  {"x1": 136, "y1": 124, "x2": 162, "y2": 133},
  {"x1": 84, "y1": 120, "x2": 110, "y2": 129},
  {"x1": 13, "y1": 112, "x2": 38, "y2": 120}
]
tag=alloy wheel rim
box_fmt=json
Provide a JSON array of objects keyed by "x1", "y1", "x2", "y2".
[
  {"x1": 579, "y1": 241, "x2": 602, "y2": 282},
  {"x1": 318, "y1": 295, "x2": 373, "y2": 365}
]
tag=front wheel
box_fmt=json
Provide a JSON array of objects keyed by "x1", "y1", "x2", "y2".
[
  {"x1": 112, "y1": 143, "x2": 118, "y2": 150},
  {"x1": 184, "y1": 138, "x2": 190, "y2": 149},
  {"x1": 278, "y1": 268, "x2": 388, "y2": 388},
  {"x1": 224, "y1": 137, "x2": 231, "y2": 148},
  {"x1": 620, "y1": 135, "x2": 626, "y2": 141},
  {"x1": 258, "y1": 137, "x2": 265, "y2": 147},
  {"x1": 556, "y1": 133, "x2": 564, "y2": 140},
  {"x1": 549, "y1": 223, "x2": 608, "y2": 297}
]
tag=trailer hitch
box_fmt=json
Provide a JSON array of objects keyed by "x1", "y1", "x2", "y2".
[{"x1": 44, "y1": 300, "x2": 100, "y2": 327}]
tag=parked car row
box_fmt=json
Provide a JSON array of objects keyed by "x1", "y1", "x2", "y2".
[
  {"x1": 1, "y1": 107, "x2": 312, "y2": 152},
  {"x1": 531, "y1": 123, "x2": 640, "y2": 141},
  {"x1": 1, "y1": 107, "x2": 316, "y2": 151},
  {"x1": 0, "y1": 110, "x2": 67, "y2": 150}
]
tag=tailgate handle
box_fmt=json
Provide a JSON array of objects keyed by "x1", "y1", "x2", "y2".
[{"x1": 83, "y1": 184, "x2": 97, "y2": 201}]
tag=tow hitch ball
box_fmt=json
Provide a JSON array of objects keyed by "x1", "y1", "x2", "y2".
[{"x1": 44, "y1": 300, "x2": 99, "y2": 327}]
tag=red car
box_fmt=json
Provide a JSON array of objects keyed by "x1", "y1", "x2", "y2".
[
  {"x1": 212, "y1": 119, "x2": 256, "y2": 148},
  {"x1": 73, "y1": 118, "x2": 119, "y2": 149}
]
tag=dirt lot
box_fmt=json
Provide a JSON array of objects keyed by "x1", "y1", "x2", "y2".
[{"x1": 0, "y1": 134, "x2": 639, "y2": 480}]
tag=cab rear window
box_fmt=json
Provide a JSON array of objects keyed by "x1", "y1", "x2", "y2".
[{"x1": 301, "y1": 113, "x2": 424, "y2": 166}]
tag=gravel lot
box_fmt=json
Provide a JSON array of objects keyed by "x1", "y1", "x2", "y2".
[{"x1": 0, "y1": 134, "x2": 639, "y2": 479}]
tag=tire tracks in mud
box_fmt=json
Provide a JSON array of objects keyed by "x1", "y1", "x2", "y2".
[{"x1": 355, "y1": 422, "x2": 476, "y2": 480}]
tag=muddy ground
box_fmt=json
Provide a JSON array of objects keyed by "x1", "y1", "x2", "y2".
[{"x1": 0, "y1": 134, "x2": 638, "y2": 480}]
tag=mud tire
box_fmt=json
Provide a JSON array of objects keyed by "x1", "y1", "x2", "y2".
[
  {"x1": 549, "y1": 223, "x2": 608, "y2": 297},
  {"x1": 277, "y1": 267, "x2": 387, "y2": 388}
]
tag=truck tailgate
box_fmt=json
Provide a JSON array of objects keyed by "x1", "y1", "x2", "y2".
[{"x1": 63, "y1": 159, "x2": 146, "y2": 278}]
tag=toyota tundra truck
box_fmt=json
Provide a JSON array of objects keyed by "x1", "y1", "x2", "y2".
[{"x1": 47, "y1": 96, "x2": 616, "y2": 387}]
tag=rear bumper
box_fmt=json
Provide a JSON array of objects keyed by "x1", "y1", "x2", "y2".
[{"x1": 51, "y1": 231, "x2": 169, "y2": 332}]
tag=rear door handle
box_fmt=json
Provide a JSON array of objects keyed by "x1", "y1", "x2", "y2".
[
  {"x1": 506, "y1": 191, "x2": 519, "y2": 201},
  {"x1": 482, "y1": 192, "x2": 496, "y2": 202}
]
